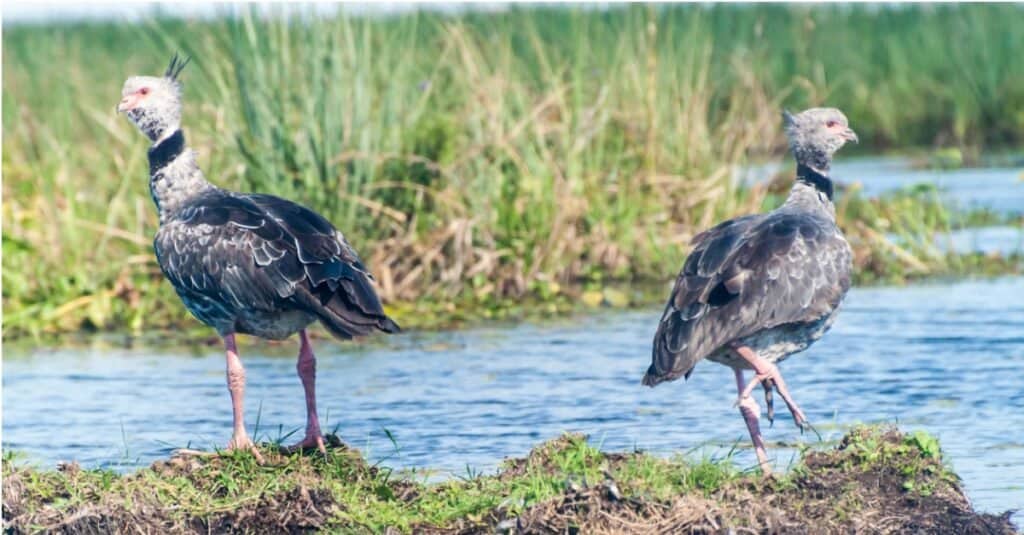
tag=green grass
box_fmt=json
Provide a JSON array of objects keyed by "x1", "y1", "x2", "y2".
[
  {"x1": 3, "y1": 4, "x2": 1023, "y2": 341},
  {"x1": 4, "y1": 426, "x2": 1006, "y2": 533},
  {"x1": 1, "y1": 433, "x2": 737, "y2": 532}
]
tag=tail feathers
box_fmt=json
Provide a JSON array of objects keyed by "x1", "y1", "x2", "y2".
[
  {"x1": 644, "y1": 317, "x2": 698, "y2": 387},
  {"x1": 641, "y1": 364, "x2": 667, "y2": 387},
  {"x1": 322, "y1": 292, "x2": 401, "y2": 338},
  {"x1": 294, "y1": 287, "x2": 400, "y2": 341}
]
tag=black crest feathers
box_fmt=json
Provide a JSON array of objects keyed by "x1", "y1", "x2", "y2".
[
  {"x1": 165, "y1": 53, "x2": 191, "y2": 82},
  {"x1": 782, "y1": 109, "x2": 796, "y2": 128}
]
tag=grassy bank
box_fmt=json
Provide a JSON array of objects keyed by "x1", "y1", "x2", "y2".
[
  {"x1": 3, "y1": 4, "x2": 1024, "y2": 340},
  {"x1": 2, "y1": 426, "x2": 1016, "y2": 533}
]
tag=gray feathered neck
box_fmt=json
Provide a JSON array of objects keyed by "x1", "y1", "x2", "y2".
[
  {"x1": 779, "y1": 108, "x2": 854, "y2": 215},
  {"x1": 147, "y1": 129, "x2": 214, "y2": 221}
]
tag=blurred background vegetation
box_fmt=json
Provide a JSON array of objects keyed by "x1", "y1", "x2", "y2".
[{"x1": 3, "y1": 3, "x2": 1023, "y2": 340}]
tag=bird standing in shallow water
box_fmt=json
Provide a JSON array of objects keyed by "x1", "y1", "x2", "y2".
[
  {"x1": 118, "y1": 55, "x2": 399, "y2": 459},
  {"x1": 643, "y1": 108, "x2": 857, "y2": 474}
]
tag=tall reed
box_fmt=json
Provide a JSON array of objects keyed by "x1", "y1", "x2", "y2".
[{"x1": 3, "y1": 4, "x2": 1022, "y2": 339}]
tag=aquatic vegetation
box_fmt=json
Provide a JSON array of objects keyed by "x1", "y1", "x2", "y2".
[
  {"x1": 3, "y1": 4, "x2": 1023, "y2": 340},
  {"x1": 1, "y1": 426, "x2": 1015, "y2": 533}
]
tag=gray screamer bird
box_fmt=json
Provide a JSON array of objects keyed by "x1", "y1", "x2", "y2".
[
  {"x1": 118, "y1": 55, "x2": 399, "y2": 459},
  {"x1": 643, "y1": 108, "x2": 857, "y2": 474}
]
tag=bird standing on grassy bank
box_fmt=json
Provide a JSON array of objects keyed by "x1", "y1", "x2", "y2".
[
  {"x1": 643, "y1": 108, "x2": 857, "y2": 474},
  {"x1": 118, "y1": 55, "x2": 399, "y2": 459}
]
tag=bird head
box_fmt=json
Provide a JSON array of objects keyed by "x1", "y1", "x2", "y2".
[
  {"x1": 782, "y1": 107, "x2": 858, "y2": 171},
  {"x1": 118, "y1": 53, "x2": 190, "y2": 143}
]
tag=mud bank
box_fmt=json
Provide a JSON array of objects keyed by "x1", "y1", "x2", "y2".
[{"x1": 2, "y1": 426, "x2": 1016, "y2": 534}]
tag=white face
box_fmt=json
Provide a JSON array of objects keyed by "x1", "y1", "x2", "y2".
[
  {"x1": 804, "y1": 108, "x2": 858, "y2": 149},
  {"x1": 786, "y1": 107, "x2": 858, "y2": 161},
  {"x1": 118, "y1": 76, "x2": 175, "y2": 111},
  {"x1": 118, "y1": 76, "x2": 182, "y2": 141}
]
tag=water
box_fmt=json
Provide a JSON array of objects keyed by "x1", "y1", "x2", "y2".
[
  {"x1": 742, "y1": 156, "x2": 1024, "y2": 258},
  {"x1": 944, "y1": 226, "x2": 1024, "y2": 255},
  {"x1": 742, "y1": 155, "x2": 1024, "y2": 217},
  {"x1": 4, "y1": 277, "x2": 1024, "y2": 520}
]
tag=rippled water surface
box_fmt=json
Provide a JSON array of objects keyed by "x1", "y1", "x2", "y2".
[{"x1": 4, "y1": 277, "x2": 1024, "y2": 520}]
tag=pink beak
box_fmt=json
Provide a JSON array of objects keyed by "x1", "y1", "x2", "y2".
[{"x1": 117, "y1": 94, "x2": 141, "y2": 113}]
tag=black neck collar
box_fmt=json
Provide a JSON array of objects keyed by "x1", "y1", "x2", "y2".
[
  {"x1": 796, "y1": 163, "x2": 833, "y2": 201},
  {"x1": 148, "y1": 130, "x2": 185, "y2": 176}
]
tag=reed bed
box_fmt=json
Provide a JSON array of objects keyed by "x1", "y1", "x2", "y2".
[{"x1": 3, "y1": 4, "x2": 1022, "y2": 339}]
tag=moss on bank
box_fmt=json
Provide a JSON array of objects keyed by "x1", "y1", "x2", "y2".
[{"x1": 2, "y1": 426, "x2": 1016, "y2": 534}]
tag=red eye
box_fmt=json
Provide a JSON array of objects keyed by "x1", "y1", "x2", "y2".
[
  {"x1": 139, "y1": 87, "x2": 150, "y2": 95},
  {"x1": 826, "y1": 120, "x2": 838, "y2": 128}
]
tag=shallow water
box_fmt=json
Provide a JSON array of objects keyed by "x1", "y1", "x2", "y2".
[
  {"x1": 742, "y1": 155, "x2": 1024, "y2": 216},
  {"x1": 943, "y1": 226, "x2": 1024, "y2": 255},
  {"x1": 4, "y1": 277, "x2": 1024, "y2": 521},
  {"x1": 745, "y1": 156, "x2": 1024, "y2": 259}
]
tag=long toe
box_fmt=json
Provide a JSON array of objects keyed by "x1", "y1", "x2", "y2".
[
  {"x1": 762, "y1": 379, "x2": 775, "y2": 426},
  {"x1": 226, "y1": 435, "x2": 265, "y2": 464},
  {"x1": 772, "y1": 381, "x2": 810, "y2": 431},
  {"x1": 283, "y1": 434, "x2": 328, "y2": 456},
  {"x1": 745, "y1": 364, "x2": 808, "y2": 433},
  {"x1": 174, "y1": 448, "x2": 217, "y2": 458}
]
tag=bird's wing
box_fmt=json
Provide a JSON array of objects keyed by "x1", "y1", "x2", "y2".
[
  {"x1": 155, "y1": 193, "x2": 298, "y2": 322},
  {"x1": 242, "y1": 194, "x2": 399, "y2": 337},
  {"x1": 155, "y1": 191, "x2": 397, "y2": 339},
  {"x1": 644, "y1": 211, "x2": 851, "y2": 385}
]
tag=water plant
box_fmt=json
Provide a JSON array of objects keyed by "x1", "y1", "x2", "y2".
[{"x1": 3, "y1": 4, "x2": 1023, "y2": 341}]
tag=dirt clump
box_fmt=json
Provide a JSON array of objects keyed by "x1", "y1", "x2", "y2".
[
  {"x1": 3, "y1": 427, "x2": 1018, "y2": 534},
  {"x1": 453, "y1": 427, "x2": 1019, "y2": 534}
]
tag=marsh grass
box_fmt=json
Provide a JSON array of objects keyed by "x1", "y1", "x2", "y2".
[
  {"x1": 2, "y1": 426, "x2": 1013, "y2": 533},
  {"x1": 3, "y1": 4, "x2": 1023, "y2": 340}
]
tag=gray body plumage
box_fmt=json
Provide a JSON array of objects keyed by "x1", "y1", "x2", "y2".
[
  {"x1": 148, "y1": 130, "x2": 398, "y2": 341},
  {"x1": 644, "y1": 165, "x2": 853, "y2": 386}
]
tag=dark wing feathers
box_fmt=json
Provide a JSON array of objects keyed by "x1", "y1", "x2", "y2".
[
  {"x1": 644, "y1": 212, "x2": 850, "y2": 386},
  {"x1": 156, "y1": 191, "x2": 398, "y2": 338},
  {"x1": 244, "y1": 194, "x2": 398, "y2": 335}
]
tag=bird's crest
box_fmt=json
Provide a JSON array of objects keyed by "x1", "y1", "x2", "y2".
[
  {"x1": 782, "y1": 109, "x2": 797, "y2": 128},
  {"x1": 165, "y1": 53, "x2": 191, "y2": 82}
]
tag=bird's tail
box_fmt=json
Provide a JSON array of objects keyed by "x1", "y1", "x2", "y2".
[
  {"x1": 294, "y1": 284, "x2": 400, "y2": 341},
  {"x1": 641, "y1": 364, "x2": 668, "y2": 387},
  {"x1": 643, "y1": 313, "x2": 699, "y2": 387}
]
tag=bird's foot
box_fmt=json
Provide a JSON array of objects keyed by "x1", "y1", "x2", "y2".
[
  {"x1": 283, "y1": 432, "x2": 328, "y2": 456},
  {"x1": 762, "y1": 378, "x2": 775, "y2": 426},
  {"x1": 227, "y1": 433, "x2": 266, "y2": 464},
  {"x1": 740, "y1": 364, "x2": 812, "y2": 433},
  {"x1": 173, "y1": 433, "x2": 265, "y2": 464}
]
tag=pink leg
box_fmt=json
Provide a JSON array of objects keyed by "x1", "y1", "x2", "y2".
[
  {"x1": 735, "y1": 369, "x2": 771, "y2": 475},
  {"x1": 223, "y1": 334, "x2": 264, "y2": 462},
  {"x1": 731, "y1": 344, "x2": 810, "y2": 431},
  {"x1": 286, "y1": 329, "x2": 327, "y2": 454}
]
